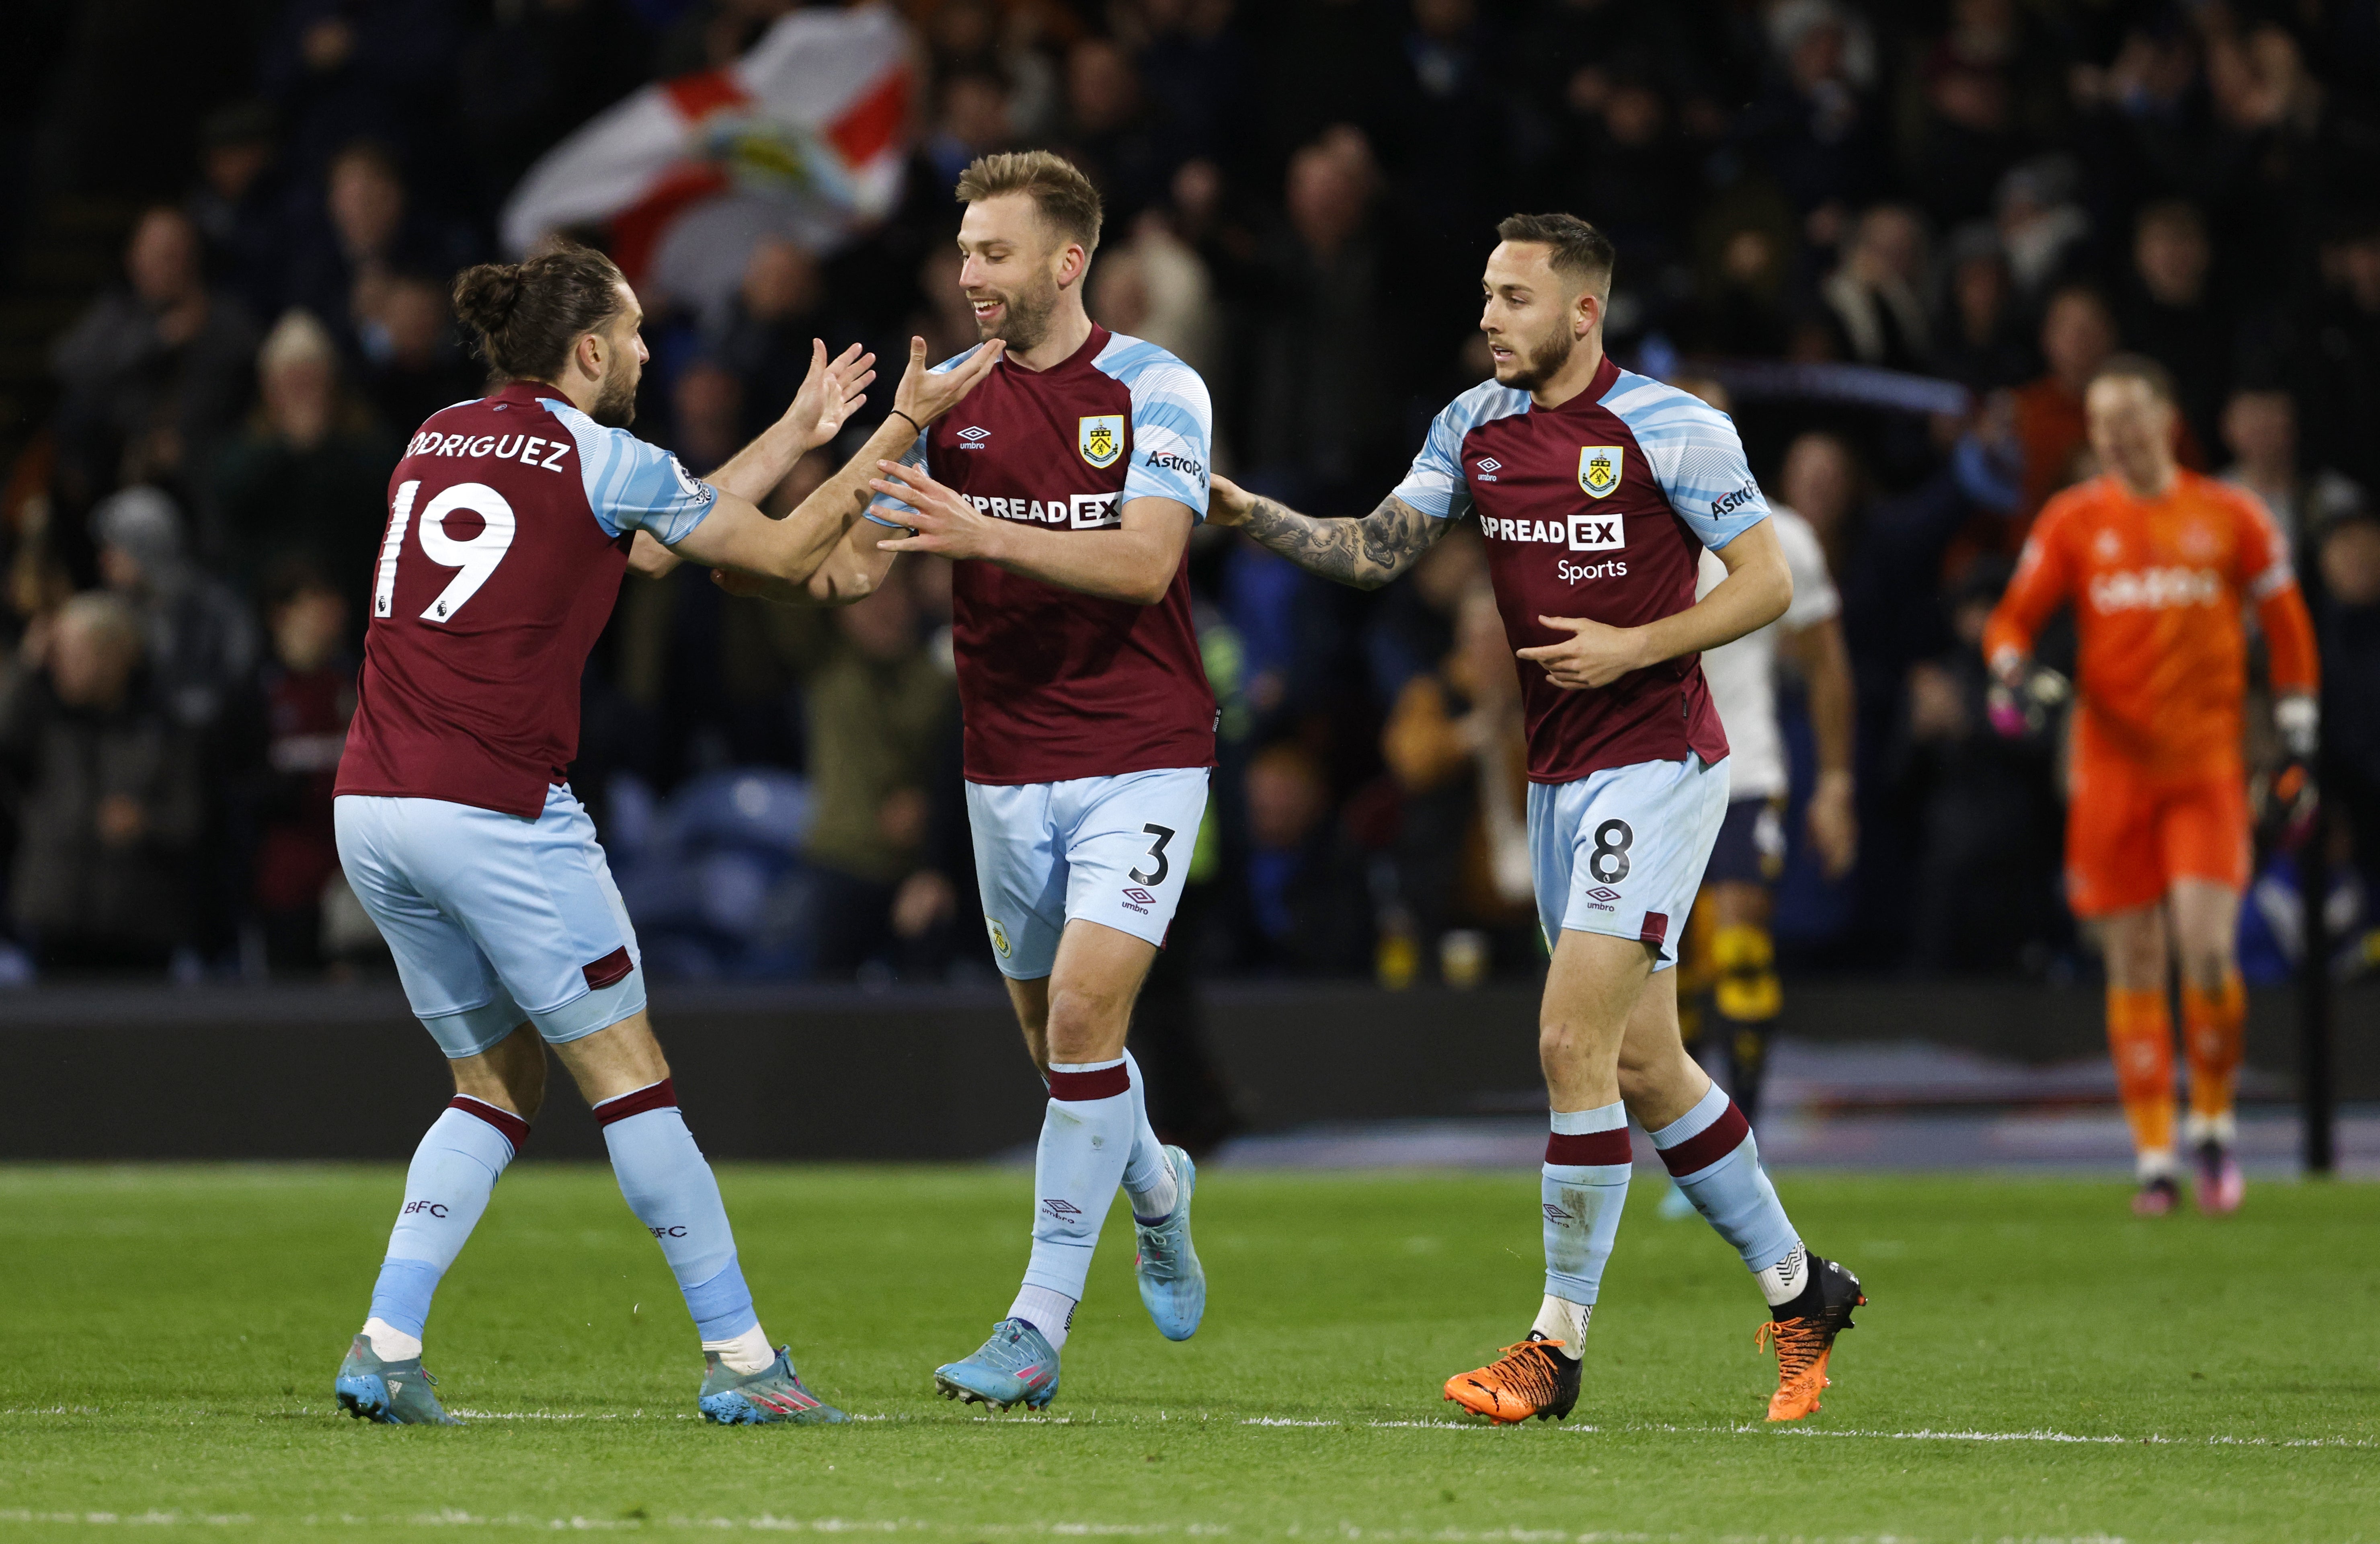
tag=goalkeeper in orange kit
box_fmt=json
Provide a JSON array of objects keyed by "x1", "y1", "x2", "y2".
[{"x1": 1984, "y1": 355, "x2": 2319, "y2": 1215}]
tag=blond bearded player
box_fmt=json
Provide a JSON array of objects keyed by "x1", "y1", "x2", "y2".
[
  {"x1": 1209, "y1": 214, "x2": 1868, "y2": 1424},
  {"x1": 755, "y1": 152, "x2": 1214, "y2": 1410}
]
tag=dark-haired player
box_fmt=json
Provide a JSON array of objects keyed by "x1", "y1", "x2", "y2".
[
  {"x1": 778, "y1": 152, "x2": 1212, "y2": 1411},
  {"x1": 1210, "y1": 214, "x2": 1866, "y2": 1424},
  {"x1": 329, "y1": 241, "x2": 1000, "y2": 1425}
]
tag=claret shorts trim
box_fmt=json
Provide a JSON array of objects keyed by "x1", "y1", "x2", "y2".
[
  {"x1": 966, "y1": 767, "x2": 1211, "y2": 980},
  {"x1": 334, "y1": 784, "x2": 646, "y2": 1058},
  {"x1": 1528, "y1": 754, "x2": 1732, "y2": 970}
]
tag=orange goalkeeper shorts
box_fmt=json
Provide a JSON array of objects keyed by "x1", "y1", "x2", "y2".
[{"x1": 2064, "y1": 752, "x2": 2251, "y2": 918}]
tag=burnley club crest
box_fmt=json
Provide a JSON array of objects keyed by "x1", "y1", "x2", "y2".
[
  {"x1": 1079, "y1": 415, "x2": 1124, "y2": 469},
  {"x1": 1578, "y1": 445, "x2": 1623, "y2": 499}
]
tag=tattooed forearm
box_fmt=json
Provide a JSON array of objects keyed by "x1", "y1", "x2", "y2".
[{"x1": 1240, "y1": 494, "x2": 1441, "y2": 589}]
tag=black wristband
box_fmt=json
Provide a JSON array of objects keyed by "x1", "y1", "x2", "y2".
[{"x1": 889, "y1": 408, "x2": 924, "y2": 436}]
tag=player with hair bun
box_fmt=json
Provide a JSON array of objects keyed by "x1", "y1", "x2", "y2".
[{"x1": 328, "y1": 238, "x2": 999, "y2": 1425}]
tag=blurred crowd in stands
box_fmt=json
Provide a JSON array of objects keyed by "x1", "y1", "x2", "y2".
[{"x1": 2, "y1": 0, "x2": 2380, "y2": 988}]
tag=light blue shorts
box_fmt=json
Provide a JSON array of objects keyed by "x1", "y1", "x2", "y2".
[
  {"x1": 1529, "y1": 755, "x2": 1731, "y2": 969},
  {"x1": 334, "y1": 785, "x2": 647, "y2": 1058},
  {"x1": 966, "y1": 768, "x2": 1211, "y2": 980}
]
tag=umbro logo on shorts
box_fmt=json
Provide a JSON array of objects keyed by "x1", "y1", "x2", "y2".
[
  {"x1": 1124, "y1": 887, "x2": 1156, "y2": 905},
  {"x1": 1585, "y1": 886, "x2": 1622, "y2": 903}
]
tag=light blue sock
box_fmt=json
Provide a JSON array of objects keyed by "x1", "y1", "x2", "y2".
[
  {"x1": 367, "y1": 1097, "x2": 525, "y2": 1341},
  {"x1": 1541, "y1": 1102, "x2": 1632, "y2": 1309},
  {"x1": 1119, "y1": 1050, "x2": 1176, "y2": 1223},
  {"x1": 1649, "y1": 1082, "x2": 1801, "y2": 1287},
  {"x1": 595, "y1": 1080, "x2": 757, "y2": 1343},
  {"x1": 1020, "y1": 1059, "x2": 1134, "y2": 1307}
]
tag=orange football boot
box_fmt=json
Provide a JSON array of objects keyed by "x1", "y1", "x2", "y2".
[
  {"x1": 1442, "y1": 1334, "x2": 1580, "y2": 1424},
  {"x1": 1755, "y1": 1254, "x2": 1865, "y2": 1422}
]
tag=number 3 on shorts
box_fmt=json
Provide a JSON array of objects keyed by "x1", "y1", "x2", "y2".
[
  {"x1": 1130, "y1": 823, "x2": 1175, "y2": 887},
  {"x1": 1589, "y1": 819, "x2": 1633, "y2": 884}
]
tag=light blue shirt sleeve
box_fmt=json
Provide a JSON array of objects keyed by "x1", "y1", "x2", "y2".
[
  {"x1": 542, "y1": 397, "x2": 717, "y2": 544},
  {"x1": 863, "y1": 349, "x2": 976, "y2": 529},
  {"x1": 1389, "y1": 380, "x2": 1530, "y2": 521},
  {"x1": 1110, "y1": 346, "x2": 1213, "y2": 518},
  {"x1": 1598, "y1": 372, "x2": 1771, "y2": 550},
  {"x1": 860, "y1": 423, "x2": 931, "y2": 530}
]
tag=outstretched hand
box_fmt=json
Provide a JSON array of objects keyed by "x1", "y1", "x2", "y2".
[
  {"x1": 785, "y1": 339, "x2": 876, "y2": 451},
  {"x1": 867, "y1": 458, "x2": 1005, "y2": 563},
  {"x1": 892, "y1": 335, "x2": 1005, "y2": 428},
  {"x1": 1515, "y1": 615, "x2": 1648, "y2": 691}
]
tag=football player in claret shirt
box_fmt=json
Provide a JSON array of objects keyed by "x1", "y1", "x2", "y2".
[
  {"x1": 768, "y1": 152, "x2": 1213, "y2": 1411},
  {"x1": 1210, "y1": 214, "x2": 1867, "y2": 1425},
  {"x1": 1984, "y1": 355, "x2": 2320, "y2": 1217},
  {"x1": 328, "y1": 240, "x2": 1000, "y2": 1425}
]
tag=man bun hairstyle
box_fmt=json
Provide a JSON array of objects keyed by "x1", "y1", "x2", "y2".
[
  {"x1": 2089, "y1": 351, "x2": 2179, "y2": 406},
  {"x1": 956, "y1": 150, "x2": 1104, "y2": 255},
  {"x1": 452, "y1": 239, "x2": 628, "y2": 382},
  {"x1": 1496, "y1": 212, "x2": 1617, "y2": 296}
]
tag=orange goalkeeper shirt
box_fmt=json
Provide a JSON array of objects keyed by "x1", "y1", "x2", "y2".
[{"x1": 1982, "y1": 470, "x2": 2318, "y2": 780}]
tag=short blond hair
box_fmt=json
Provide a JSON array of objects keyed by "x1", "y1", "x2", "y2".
[{"x1": 956, "y1": 151, "x2": 1103, "y2": 255}]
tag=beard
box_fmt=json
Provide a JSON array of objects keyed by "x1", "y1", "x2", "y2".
[
  {"x1": 589, "y1": 362, "x2": 640, "y2": 428},
  {"x1": 1494, "y1": 327, "x2": 1576, "y2": 392},
  {"x1": 974, "y1": 271, "x2": 1061, "y2": 353}
]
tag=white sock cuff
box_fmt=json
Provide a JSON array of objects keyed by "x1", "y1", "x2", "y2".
[
  {"x1": 1009, "y1": 1284, "x2": 1078, "y2": 1349},
  {"x1": 1549, "y1": 1101, "x2": 1628, "y2": 1135},
  {"x1": 700, "y1": 1322, "x2": 776, "y2": 1375},
  {"x1": 1048, "y1": 1058, "x2": 1126, "y2": 1074},
  {"x1": 1647, "y1": 1081, "x2": 1731, "y2": 1149},
  {"x1": 361, "y1": 1316, "x2": 422, "y2": 1362}
]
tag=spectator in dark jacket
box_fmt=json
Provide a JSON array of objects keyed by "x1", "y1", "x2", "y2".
[
  {"x1": 248, "y1": 565, "x2": 357, "y2": 973},
  {"x1": 211, "y1": 309, "x2": 401, "y2": 608},
  {"x1": 0, "y1": 592, "x2": 203, "y2": 974},
  {"x1": 91, "y1": 486, "x2": 259, "y2": 733},
  {"x1": 49, "y1": 207, "x2": 259, "y2": 518}
]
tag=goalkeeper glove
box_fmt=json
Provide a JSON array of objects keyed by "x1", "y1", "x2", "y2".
[
  {"x1": 1984, "y1": 651, "x2": 2071, "y2": 740},
  {"x1": 2261, "y1": 696, "x2": 2321, "y2": 853}
]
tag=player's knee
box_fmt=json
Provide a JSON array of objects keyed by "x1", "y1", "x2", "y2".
[{"x1": 1043, "y1": 986, "x2": 1132, "y2": 1063}]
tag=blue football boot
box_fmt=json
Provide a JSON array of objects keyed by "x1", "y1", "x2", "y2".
[
  {"x1": 933, "y1": 1318, "x2": 1061, "y2": 1410},
  {"x1": 334, "y1": 1335, "x2": 461, "y2": 1425},
  {"x1": 698, "y1": 1346, "x2": 849, "y2": 1425},
  {"x1": 1134, "y1": 1145, "x2": 1206, "y2": 1341}
]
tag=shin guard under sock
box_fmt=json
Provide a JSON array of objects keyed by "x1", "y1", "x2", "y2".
[
  {"x1": 2107, "y1": 987, "x2": 2177, "y2": 1171},
  {"x1": 596, "y1": 1079, "x2": 764, "y2": 1355},
  {"x1": 1648, "y1": 1082, "x2": 1803, "y2": 1300},
  {"x1": 2182, "y1": 975, "x2": 2246, "y2": 1130},
  {"x1": 366, "y1": 1096, "x2": 526, "y2": 1352},
  {"x1": 1541, "y1": 1104, "x2": 1631, "y2": 1337},
  {"x1": 1022, "y1": 1060, "x2": 1135, "y2": 1312}
]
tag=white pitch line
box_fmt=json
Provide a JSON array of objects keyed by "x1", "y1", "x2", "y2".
[{"x1": 1238, "y1": 1415, "x2": 2375, "y2": 1449}]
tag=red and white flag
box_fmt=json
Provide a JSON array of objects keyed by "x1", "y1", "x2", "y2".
[{"x1": 500, "y1": 3, "x2": 914, "y2": 280}]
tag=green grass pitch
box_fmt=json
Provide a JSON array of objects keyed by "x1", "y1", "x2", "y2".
[{"x1": 2, "y1": 1163, "x2": 2376, "y2": 1542}]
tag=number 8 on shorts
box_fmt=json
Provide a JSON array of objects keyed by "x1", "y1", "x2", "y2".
[{"x1": 1527, "y1": 756, "x2": 1732, "y2": 967}]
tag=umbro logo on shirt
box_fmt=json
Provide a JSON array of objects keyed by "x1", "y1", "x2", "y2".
[
  {"x1": 1475, "y1": 457, "x2": 1501, "y2": 481},
  {"x1": 956, "y1": 426, "x2": 991, "y2": 448}
]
